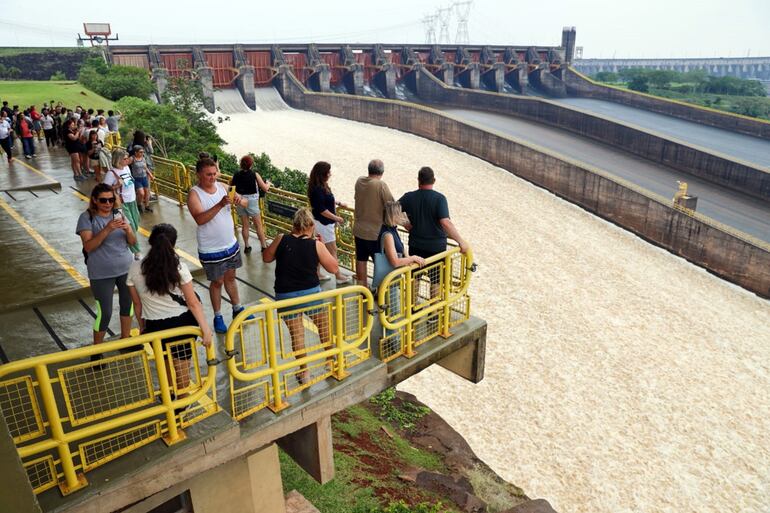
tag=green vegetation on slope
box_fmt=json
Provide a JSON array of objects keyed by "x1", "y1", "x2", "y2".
[
  {"x1": 78, "y1": 57, "x2": 154, "y2": 101},
  {"x1": 590, "y1": 69, "x2": 770, "y2": 120},
  {"x1": 0, "y1": 80, "x2": 114, "y2": 110}
]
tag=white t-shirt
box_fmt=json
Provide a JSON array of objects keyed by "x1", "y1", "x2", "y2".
[
  {"x1": 42, "y1": 115, "x2": 54, "y2": 130},
  {"x1": 127, "y1": 261, "x2": 193, "y2": 320},
  {"x1": 103, "y1": 166, "x2": 137, "y2": 204},
  {"x1": 97, "y1": 126, "x2": 108, "y2": 143},
  {"x1": 0, "y1": 119, "x2": 10, "y2": 139}
]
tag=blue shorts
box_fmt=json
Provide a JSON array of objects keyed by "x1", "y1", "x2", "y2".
[
  {"x1": 134, "y1": 175, "x2": 149, "y2": 189},
  {"x1": 275, "y1": 285, "x2": 325, "y2": 319}
]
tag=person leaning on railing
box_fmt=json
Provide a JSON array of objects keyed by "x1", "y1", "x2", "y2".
[
  {"x1": 76, "y1": 183, "x2": 137, "y2": 360},
  {"x1": 262, "y1": 208, "x2": 339, "y2": 385},
  {"x1": 127, "y1": 224, "x2": 213, "y2": 404}
]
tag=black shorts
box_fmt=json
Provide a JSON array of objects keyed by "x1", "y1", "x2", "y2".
[
  {"x1": 354, "y1": 236, "x2": 380, "y2": 262},
  {"x1": 144, "y1": 310, "x2": 197, "y2": 360}
]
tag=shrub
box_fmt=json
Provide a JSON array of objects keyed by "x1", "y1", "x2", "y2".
[
  {"x1": 50, "y1": 71, "x2": 66, "y2": 81},
  {"x1": 370, "y1": 388, "x2": 430, "y2": 431},
  {"x1": 628, "y1": 76, "x2": 649, "y2": 93},
  {"x1": 79, "y1": 57, "x2": 154, "y2": 100}
]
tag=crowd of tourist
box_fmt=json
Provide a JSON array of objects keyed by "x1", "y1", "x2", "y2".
[{"x1": 64, "y1": 118, "x2": 468, "y2": 392}]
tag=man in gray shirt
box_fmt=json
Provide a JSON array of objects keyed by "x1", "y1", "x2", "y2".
[{"x1": 106, "y1": 110, "x2": 122, "y2": 132}]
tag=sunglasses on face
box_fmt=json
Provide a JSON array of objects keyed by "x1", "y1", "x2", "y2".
[{"x1": 97, "y1": 197, "x2": 116, "y2": 204}]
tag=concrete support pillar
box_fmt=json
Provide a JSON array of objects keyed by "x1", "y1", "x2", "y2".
[
  {"x1": 505, "y1": 66, "x2": 528, "y2": 93},
  {"x1": 373, "y1": 64, "x2": 397, "y2": 98},
  {"x1": 120, "y1": 444, "x2": 287, "y2": 513},
  {"x1": 456, "y1": 63, "x2": 481, "y2": 89},
  {"x1": 528, "y1": 65, "x2": 567, "y2": 98},
  {"x1": 151, "y1": 68, "x2": 168, "y2": 103},
  {"x1": 307, "y1": 65, "x2": 331, "y2": 93},
  {"x1": 434, "y1": 63, "x2": 454, "y2": 86},
  {"x1": 198, "y1": 68, "x2": 216, "y2": 113},
  {"x1": 236, "y1": 65, "x2": 257, "y2": 109},
  {"x1": 0, "y1": 414, "x2": 41, "y2": 513},
  {"x1": 277, "y1": 416, "x2": 335, "y2": 484},
  {"x1": 437, "y1": 335, "x2": 486, "y2": 384},
  {"x1": 481, "y1": 62, "x2": 505, "y2": 92},
  {"x1": 343, "y1": 64, "x2": 365, "y2": 95}
]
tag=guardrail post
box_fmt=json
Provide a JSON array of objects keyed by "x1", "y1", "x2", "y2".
[
  {"x1": 332, "y1": 294, "x2": 349, "y2": 380},
  {"x1": 173, "y1": 164, "x2": 183, "y2": 205},
  {"x1": 266, "y1": 309, "x2": 289, "y2": 412},
  {"x1": 440, "y1": 253, "x2": 453, "y2": 338},
  {"x1": 403, "y1": 271, "x2": 416, "y2": 358},
  {"x1": 152, "y1": 337, "x2": 185, "y2": 445},
  {"x1": 34, "y1": 365, "x2": 86, "y2": 494}
]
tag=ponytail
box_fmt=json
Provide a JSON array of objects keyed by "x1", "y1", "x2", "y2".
[{"x1": 142, "y1": 224, "x2": 181, "y2": 295}]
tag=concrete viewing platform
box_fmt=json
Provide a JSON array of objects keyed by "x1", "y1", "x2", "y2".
[{"x1": 0, "y1": 144, "x2": 487, "y2": 513}]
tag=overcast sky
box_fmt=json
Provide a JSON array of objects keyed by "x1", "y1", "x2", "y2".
[{"x1": 1, "y1": 0, "x2": 768, "y2": 58}]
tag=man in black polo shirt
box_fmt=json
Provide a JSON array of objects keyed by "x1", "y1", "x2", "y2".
[{"x1": 399, "y1": 167, "x2": 468, "y2": 297}]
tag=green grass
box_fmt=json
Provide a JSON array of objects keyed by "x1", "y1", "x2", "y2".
[
  {"x1": 0, "y1": 47, "x2": 90, "y2": 57},
  {"x1": 0, "y1": 80, "x2": 114, "y2": 110}
]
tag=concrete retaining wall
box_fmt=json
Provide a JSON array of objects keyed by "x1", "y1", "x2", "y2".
[
  {"x1": 411, "y1": 66, "x2": 770, "y2": 203},
  {"x1": 564, "y1": 67, "x2": 770, "y2": 141},
  {"x1": 276, "y1": 71, "x2": 770, "y2": 298}
]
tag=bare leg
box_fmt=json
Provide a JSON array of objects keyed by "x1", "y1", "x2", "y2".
[
  {"x1": 240, "y1": 215, "x2": 250, "y2": 248},
  {"x1": 169, "y1": 358, "x2": 191, "y2": 392},
  {"x1": 253, "y1": 216, "x2": 267, "y2": 248},
  {"x1": 355, "y1": 260, "x2": 368, "y2": 287},
  {"x1": 222, "y1": 269, "x2": 240, "y2": 306},
  {"x1": 209, "y1": 278, "x2": 224, "y2": 313},
  {"x1": 285, "y1": 317, "x2": 309, "y2": 383},
  {"x1": 70, "y1": 154, "x2": 81, "y2": 177},
  {"x1": 93, "y1": 330, "x2": 107, "y2": 344},
  {"x1": 325, "y1": 241, "x2": 347, "y2": 280},
  {"x1": 310, "y1": 309, "x2": 335, "y2": 374},
  {"x1": 119, "y1": 315, "x2": 132, "y2": 339}
]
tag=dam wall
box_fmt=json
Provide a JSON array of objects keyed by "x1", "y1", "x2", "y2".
[
  {"x1": 409, "y1": 66, "x2": 770, "y2": 202},
  {"x1": 275, "y1": 70, "x2": 770, "y2": 298},
  {"x1": 564, "y1": 68, "x2": 770, "y2": 141}
]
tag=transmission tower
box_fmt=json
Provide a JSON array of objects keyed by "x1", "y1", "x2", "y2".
[
  {"x1": 436, "y1": 6, "x2": 453, "y2": 44},
  {"x1": 453, "y1": 1, "x2": 473, "y2": 45},
  {"x1": 422, "y1": 14, "x2": 437, "y2": 44}
]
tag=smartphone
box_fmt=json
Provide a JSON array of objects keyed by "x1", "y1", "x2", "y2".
[{"x1": 112, "y1": 209, "x2": 123, "y2": 222}]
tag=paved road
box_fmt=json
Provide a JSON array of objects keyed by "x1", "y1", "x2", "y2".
[
  {"x1": 553, "y1": 97, "x2": 770, "y2": 168},
  {"x1": 438, "y1": 107, "x2": 770, "y2": 244}
]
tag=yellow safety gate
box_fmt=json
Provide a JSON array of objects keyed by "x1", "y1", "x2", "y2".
[
  {"x1": 226, "y1": 286, "x2": 374, "y2": 420},
  {"x1": 377, "y1": 247, "x2": 474, "y2": 362},
  {"x1": 0, "y1": 330, "x2": 217, "y2": 495}
]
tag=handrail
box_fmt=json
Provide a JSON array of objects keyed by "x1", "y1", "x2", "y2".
[
  {"x1": 0, "y1": 329, "x2": 217, "y2": 495},
  {"x1": 225, "y1": 285, "x2": 374, "y2": 419},
  {"x1": 376, "y1": 247, "x2": 474, "y2": 361}
]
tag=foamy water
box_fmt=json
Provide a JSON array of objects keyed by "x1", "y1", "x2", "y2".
[{"x1": 217, "y1": 108, "x2": 770, "y2": 513}]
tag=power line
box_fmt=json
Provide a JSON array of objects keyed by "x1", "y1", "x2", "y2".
[{"x1": 436, "y1": 6, "x2": 453, "y2": 44}]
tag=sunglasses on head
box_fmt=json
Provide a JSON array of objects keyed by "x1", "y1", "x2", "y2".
[{"x1": 97, "y1": 197, "x2": 116, "y2": 204}]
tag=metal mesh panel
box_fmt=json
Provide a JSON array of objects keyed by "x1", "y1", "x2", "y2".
[
  {"x1": 278, "y1": 302, "x2": 333, "y2": 359},
  {"x1": 230, "y1": 380, "x2": 269, "y2": 421},
  {"x1": 413, "y1": 311, "x2": 442, "y2": 347},
  {"x1": 239, "y1": 316, "x2": 268, "y2": 370},
  {"x1": 0, "y1": 376, "x2": 45, "y2": 443},
  {"x1": 78, "y1": 421, "x2": 161, "y2": 472},
  {"x1": 283, "y1": 359, "x2": 333, "y2": 396},
  {"x1": 24, "y1": 455, "x2": 57, "y2": 494},
  {"x1": 413, "y1": 261, "x2": 445, "y2": 309},
  {"x1": 343, "y1": 296, "x2": 364, "y2": 341},
  {"x1": 59, "y1": 352, "x2": 154, "y2": 426},
  {"x1": 450, "y1": 295, "x2": 471, "y2": 327},
  {"x1": 379, "y1": 331, "x2": 405, "y2": 363}
]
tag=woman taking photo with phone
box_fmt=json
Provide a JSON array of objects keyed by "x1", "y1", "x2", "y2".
[
  {"x1": 76, "y1": 183, "x2": 137, "y2": 357},
  {"x1": 63, "y1": 119, "x2": 83, "y2": 180}
]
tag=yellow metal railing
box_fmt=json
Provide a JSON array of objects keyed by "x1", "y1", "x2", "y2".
[
  {"x1": 0, "y1": 329, "x2": 218, "y2": 495},
  {"x1": 104, "y1": 131, "x2": 122, "y2": 150},
  {"x1": 226, "y1": 286, "x2": 374, "y2": 420},
  {"x1": 377, "y1": 247, "x2": 474, "y2": 362}
]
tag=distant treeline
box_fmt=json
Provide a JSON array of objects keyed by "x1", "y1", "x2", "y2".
[
  {"x1": 591, "y1": 69, "x2": 767, "y2": 97},
  {"x1": 0, "y1": 48, "x2": 95, "y2": 80}
]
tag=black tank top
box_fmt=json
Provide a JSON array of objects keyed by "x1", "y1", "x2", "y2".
[{"x1": 274, "y1": 234, "x2": 319, "y2": 293}]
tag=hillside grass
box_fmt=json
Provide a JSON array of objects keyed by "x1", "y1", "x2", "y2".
[
  {"x1": 0, "y1": 80, "x2": 114, "y2": 110},
  {"x1": 0, "y1": 47, "x2": 89, "y2": 57}
]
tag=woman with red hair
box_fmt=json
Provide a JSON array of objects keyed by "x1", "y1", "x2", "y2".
[{"x1": 230, "y1": 155, "x2": 271, "y2": 253}]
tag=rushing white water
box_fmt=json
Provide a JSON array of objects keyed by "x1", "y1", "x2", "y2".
[{"x1": 216, "y1": 103, "x2": 770, "y2": 513}]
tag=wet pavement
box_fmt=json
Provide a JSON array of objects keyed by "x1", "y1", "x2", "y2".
[
  {"x1": 438, "y1": 107, "x2": 770, "y2": 244},
  {"x1": 0, "y1": 143, "x2": 346, "y2": 364}
]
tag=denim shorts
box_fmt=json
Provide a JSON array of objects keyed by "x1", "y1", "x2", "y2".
[
  {"x1": 235, "y1": 193, "x2": 261, "y2": 217},
  {"x1": 275, "y1": 285, "x2": 325, "y2": 319},
  {"x1": 134, "y1": 175, "x2": 149, "y2": 189}
]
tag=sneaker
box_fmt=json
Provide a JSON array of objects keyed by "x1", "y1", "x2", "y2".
[
  {"x1": 244, "y1": 245, "x2": 252, "y2": 254},
  {"x1": 32, "y1": 154, "x2": 37, "y2": 157},
  {"x1": 336, "y1": 275, "x2": 353, "y2": 285},
  {"x1": 144, "y1": 205, "x2": 153, "y2": 213},
  {"x1": 133, "y1": 252, "x2": 142, "y2": 261},
  {"x1": 213, "y1": 314, "x2": 227, "y2": 333},
  {"x1": 25, "y1": 155, "x2": 31, "y2": 159},
  {"x1": 232, "y1": 305, "x2": 255, "y2": 321}
]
